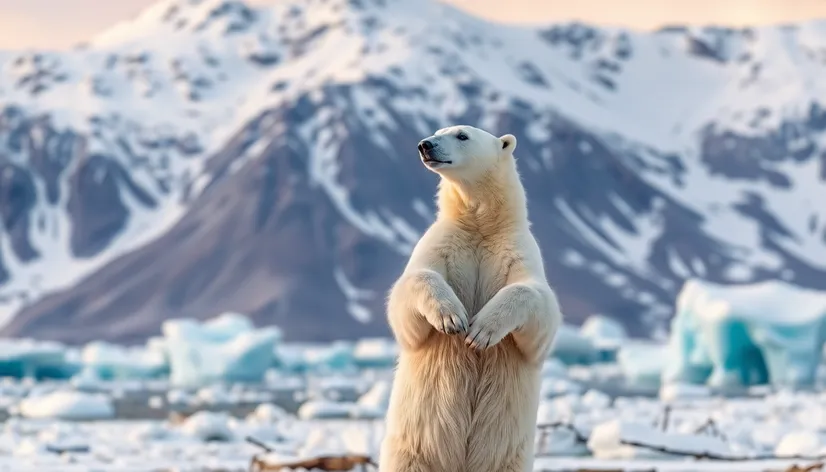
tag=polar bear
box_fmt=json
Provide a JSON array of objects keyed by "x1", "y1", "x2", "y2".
[{"x1": 378, "y1": 125, "x2": 563, "y2": 472}]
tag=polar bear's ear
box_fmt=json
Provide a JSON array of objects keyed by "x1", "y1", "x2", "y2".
[{"x1": 499, "y1": 134, "x2": 517, "y2": 153}]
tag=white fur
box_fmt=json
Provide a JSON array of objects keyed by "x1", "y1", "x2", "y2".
[{"x1": 379, "y1": 125, "x2": 563, "y2": 472}]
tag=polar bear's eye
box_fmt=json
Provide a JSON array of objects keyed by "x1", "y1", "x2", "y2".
[{"x1": 456, "y1": 133, "x2": 469, "y2": 141}]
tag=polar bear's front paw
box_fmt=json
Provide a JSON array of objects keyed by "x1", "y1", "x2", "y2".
[
  {"x1": 425, "y1": 297, "x2": 468, "y2": 336},
  {"x1": 465, "y1": 314, "x2": 509, "y2": 352}
]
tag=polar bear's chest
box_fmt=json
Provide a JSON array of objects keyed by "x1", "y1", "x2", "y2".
[{"x1": 443, "y1": 242, "x2": 513, "y2": 316}]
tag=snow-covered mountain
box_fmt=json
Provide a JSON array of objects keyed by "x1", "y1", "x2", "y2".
[{"x1": 1, "y1": 0, "x2": 825, "y2": 344}]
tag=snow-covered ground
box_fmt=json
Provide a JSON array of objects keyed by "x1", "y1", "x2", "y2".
[
  {"x1": 0, "y1": 351, "x2": 824, "y2": 471},
  {"x1": 1, "y1": 370, "x2": 825, "y2": 471}
]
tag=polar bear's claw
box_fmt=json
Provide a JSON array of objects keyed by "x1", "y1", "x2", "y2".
[
  {"x1": 465, "y1": 314, "x2": 508, "y2": 352},
  {"x1": 430, "y1": 300, "x2": 468, "y2": 336}
]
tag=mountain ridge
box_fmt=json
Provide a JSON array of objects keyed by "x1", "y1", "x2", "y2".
[{"x1": 1, "y1": 0, "x2": 825, "y2": 343}]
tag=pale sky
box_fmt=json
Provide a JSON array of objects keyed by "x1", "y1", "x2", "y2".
[{"x1": 1, "y1": 0, "x2": 826, "y2": 50}]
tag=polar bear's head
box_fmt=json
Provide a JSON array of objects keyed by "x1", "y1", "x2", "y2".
[{"x1": 417, "y1": 125, "x2": 517, "y2": 179}]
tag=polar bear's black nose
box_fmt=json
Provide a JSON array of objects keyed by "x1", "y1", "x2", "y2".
[{"x1": 418, "y1": 139, "x2": 435, "y2": 153}]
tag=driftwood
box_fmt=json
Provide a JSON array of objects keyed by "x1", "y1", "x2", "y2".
[
  {"x1": 537, "y1": 422, "x2": 589, "y2": 444},
  {"x1": 653, "y1": 405, "x2": 671, "y2": 432},
  {"x1": 781, "y1": 463, "x2": 824, "y2": 472},
  {"x1": 617, "y1": 437, "x2": 826, "y2": 462},
  {"x1": 245, "y1": 436, "x2": 377, "y2": 471},
  {"x1": 693, "y1": 417, "x2": 728, "y2": 442},
  {"x1": 44, "y1": 444, "x2": 91, "y2": 455},
  {"x1": 249, "y1": 454, "x2": 377, "y2": 471},
  {"x1": 246, "y1": 436, "x2": 275, "y2": 453},
  {"x1": 536, "y1": 422, "x2": 826, "y2": 464}
]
